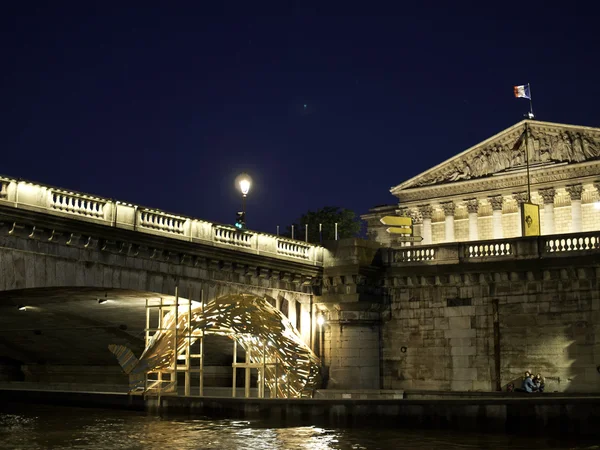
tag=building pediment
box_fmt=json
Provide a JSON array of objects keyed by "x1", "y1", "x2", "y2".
[{"x1": 391, "y1": 120, "x2": 600, "y2": 196}]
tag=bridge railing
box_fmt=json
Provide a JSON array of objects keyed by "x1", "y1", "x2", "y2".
[
  {"x1": 384, "y1": 231, "x2": 600, "y2": 266},
  {"x1": 0, "y1": 177, "x2": 324, "y2": 266}
]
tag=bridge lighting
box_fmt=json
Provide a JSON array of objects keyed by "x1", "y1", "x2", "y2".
[
  {"x1": 235, "y1": 173, "x2": 252, "y2": 229},
  {"x1": 17, "y1": 305, "x2": 27, "y2": 311}
]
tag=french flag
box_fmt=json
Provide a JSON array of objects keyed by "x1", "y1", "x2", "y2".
[{"x1": 514, "y1": 84, "x2": 531, "y2": 99}]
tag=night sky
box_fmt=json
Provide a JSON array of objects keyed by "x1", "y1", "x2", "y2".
[{"x1": 2, "y1": 3, "x2": 599, "y2": 235}]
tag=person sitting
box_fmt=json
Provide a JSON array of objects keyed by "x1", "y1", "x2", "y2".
[
  {"x1": 533, "y1": 373, "x2": 545, "y2": 393},
  {"x1": 521, "y1": 371, "x2": 537, "y2": 393}
]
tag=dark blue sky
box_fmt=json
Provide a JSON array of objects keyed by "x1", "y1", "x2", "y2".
[{"x1": 2, "y1": 3, "x2": 599, "y2": 234}]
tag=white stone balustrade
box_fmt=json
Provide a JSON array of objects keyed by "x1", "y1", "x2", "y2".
[
  {"x1": 139, "y1": 209, "x2": 185, "y2": 234},
  {"x1": 389, "y1": 231, "x2": 600, "y2": 266},
  {"x1": 544, "y1": 234, "x2": 600, "y2": 253},
  {"x1": 393, "y1": 248, "x2": 436, "y2": 262},
  {"x1": 0, "y1": 177, "x2": 324, "y2": 266},
  {"x1": 277, "y1": 239, "x2": 310, "y2": 260},
  {"x1": 214, "y1": 226, "x2": 253, "y2": 248},
  {"x1": 50, "y1": 190, "x2": 106, "y2": 218},
  {"x1": 0, "y1": 180, "x2": 7, "y2": 199},
  {"x1": 467, "y1": 241, "x2": 512, "y2": 258}
]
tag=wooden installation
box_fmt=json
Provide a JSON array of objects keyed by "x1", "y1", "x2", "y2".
[{"x1": 110, "y1": 292, "x2": 321, "y2": 399}]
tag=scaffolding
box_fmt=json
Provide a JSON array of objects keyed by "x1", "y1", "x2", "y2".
[{"x1": 144, "y1": 288, "x2": 205, "y2": 397}]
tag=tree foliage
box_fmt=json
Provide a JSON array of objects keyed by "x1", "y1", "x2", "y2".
[{"x1": 283, "y1": 206, "x2": 362, "y2": 244}]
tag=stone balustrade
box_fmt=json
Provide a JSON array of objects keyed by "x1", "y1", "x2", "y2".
[
  {"x1": 543, "y1": 233, "x2": 600, "y2": 254},
  {"x1": 385, "y1": 231, "x2": 600, "y2": 266},
  {"x1": 50, "y1": 190, "x2": 106, "y2": 218},
  {"x1": 0, "y1": 176, "x2": 324, "y2": 266},
  {"x1": 0, "y1": 180, "x2": 8, "y2": 199}
]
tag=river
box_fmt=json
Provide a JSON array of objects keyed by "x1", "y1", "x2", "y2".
[{"x1": 0, "y1": 402, "x2": 596, "y2": 449}]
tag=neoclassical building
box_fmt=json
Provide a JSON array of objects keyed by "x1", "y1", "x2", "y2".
[{"x1": 364, "y1": 119, "x2": 600, "y2": 245}]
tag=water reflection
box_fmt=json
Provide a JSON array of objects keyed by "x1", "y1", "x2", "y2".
[{"x1": 0, "y1": 403, "x2": 594, "y2": 449}]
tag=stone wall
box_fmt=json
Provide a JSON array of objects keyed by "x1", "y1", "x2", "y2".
[
  {"x1": 321, "y1": 311, "x2": 380, "y2": 390},
  {"x1": 382, "y1": 254, "x2": 600, "y2": 393}
]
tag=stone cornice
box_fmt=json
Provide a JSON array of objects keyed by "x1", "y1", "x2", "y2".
[{"x1": 395, "y1": 159, "x2": 600, "y2": 205}]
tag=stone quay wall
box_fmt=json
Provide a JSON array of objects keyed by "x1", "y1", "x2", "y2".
[{"x1": 382, "y1": 233, "x2": 600, "y2": 393}]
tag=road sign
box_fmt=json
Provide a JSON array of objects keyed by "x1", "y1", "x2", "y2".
[
  {"x1": 395, "y1": 236, "x2": 423, "y2": 242},
  {"x1": 385, "y1": 227, "x2": 413, "y2": 235},
  {"x1": 380, "y1": 216, "x2": 412, "y2": 227}
]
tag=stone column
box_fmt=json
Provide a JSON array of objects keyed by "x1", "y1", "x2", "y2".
[
  {"x1": 513, "y1": 192, "x2": 529, "y2": 237},
  {"x1": 489, "y1": 195, "x2": 504, "y2": 239},
  {"x1": 539, "y1": 188, "x2": 556, "y2": 235},
  {"x1": 441, "y1": 202, "x2": 455, "y2": 242},
  {"x1": 566, "y1": 184, "x2": 583, "y2": 233},
  {"x1": 466, "y1": 199, "x2": 479, "y2": 241},
  {"x1": 419, "y1": 205, "x2": 433, "y2": 245}
]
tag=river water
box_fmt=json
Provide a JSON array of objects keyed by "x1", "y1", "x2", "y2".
[{"x1": 0, "y1": 403, "x2": 596, "y2": 449}]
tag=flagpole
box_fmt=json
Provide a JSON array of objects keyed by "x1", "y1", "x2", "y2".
[
  {"x1": 528, "y1": 83, "x2": 534, "y2": 118},
  {"x1": 525, "y1": 122, "x2": 532, "y2": 202}
]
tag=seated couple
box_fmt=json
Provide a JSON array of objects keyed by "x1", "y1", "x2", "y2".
[{"x1": 520, "y1": 371, "x2": 545, "y2": 393}]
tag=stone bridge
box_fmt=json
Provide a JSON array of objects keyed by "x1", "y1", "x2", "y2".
[{"x1": 0, "y1": 176, "x2": 336, "y2": 390}]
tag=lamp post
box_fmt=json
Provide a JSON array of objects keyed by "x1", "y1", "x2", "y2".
[{"x1": 235, "y1": 173, "x2": 252, "y2": 229}]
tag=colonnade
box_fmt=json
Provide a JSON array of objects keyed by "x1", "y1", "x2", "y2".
[{"x1": 409, "y1": 183, "x2": 597, "y2": 244}]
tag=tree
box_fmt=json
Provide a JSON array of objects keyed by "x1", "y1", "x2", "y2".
[{"x1": 283, "y1": 206, "x2": 362, "y2": 244}]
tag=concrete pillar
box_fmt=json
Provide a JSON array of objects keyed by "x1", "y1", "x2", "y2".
[
  {"x1": 513, "y1": 192, "x2": 529, "y2": 237},
  {"x1": 466, "y1": 199, "x2": 479, "y2": 241},
  {"x1": 489, "y1": 195, "x2": 504, "y2": 239},
  {"x1": 539, "y1": 188, "x2": 556, "y2": 235},
  {"x1": 566, "y1": 184, "x2": 583, "y2": 233},
  {"x1": 419, "y1": 205, "x2": 433, "y2": 245},
  {"x1": 442, "y1": 202, "x2": 455, "y2": 242}
]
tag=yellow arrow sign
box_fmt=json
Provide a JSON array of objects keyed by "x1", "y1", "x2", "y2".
[
  {"x1": 386, "y1": 227, "x2": 413, "y2": 235},
  {"x1": 380, "y1": 216, "x2": 412, "y2": 227}
]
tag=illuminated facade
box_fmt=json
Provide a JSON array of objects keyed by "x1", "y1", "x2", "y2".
[{"x1": 364, "y1": 120, "x2": 600, "y2": 245}]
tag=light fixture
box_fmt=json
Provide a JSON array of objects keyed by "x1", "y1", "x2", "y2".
[
  {"x1": 317, "y1": 313, "x2": 325, "y2": 327},
  {"x1": 236, "y1": 172, "x2": 252, "y2": 197},
  {"x1": 234, "y1": 172, "x2": 253, "y2": 229},
  {"x1": 97, "y1": 298, "x2": 108, "y2": 304},
  {"x1": 17, "y1": 305, "x2": 27, "y2": 311}
]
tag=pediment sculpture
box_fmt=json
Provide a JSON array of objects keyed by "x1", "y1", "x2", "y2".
[{"x1": 411, "y1": 127, "x2": 600, "y2": 188}]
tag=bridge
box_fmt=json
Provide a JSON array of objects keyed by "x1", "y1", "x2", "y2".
[
  {"x1": 1, "y1": 175, "x2": 600, "y2": 397},
  {"x1": 0, "y1": 176, "x2": 333, "y2": 397}
]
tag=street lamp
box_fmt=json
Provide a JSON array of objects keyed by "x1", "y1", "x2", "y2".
[{"x1": 235, "y1": 172, "x2": 252, "y2": 229}]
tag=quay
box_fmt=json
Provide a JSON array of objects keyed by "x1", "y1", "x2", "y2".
[{"x1": 2, "y1": 385, "x2": 600, "y2": 438}]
